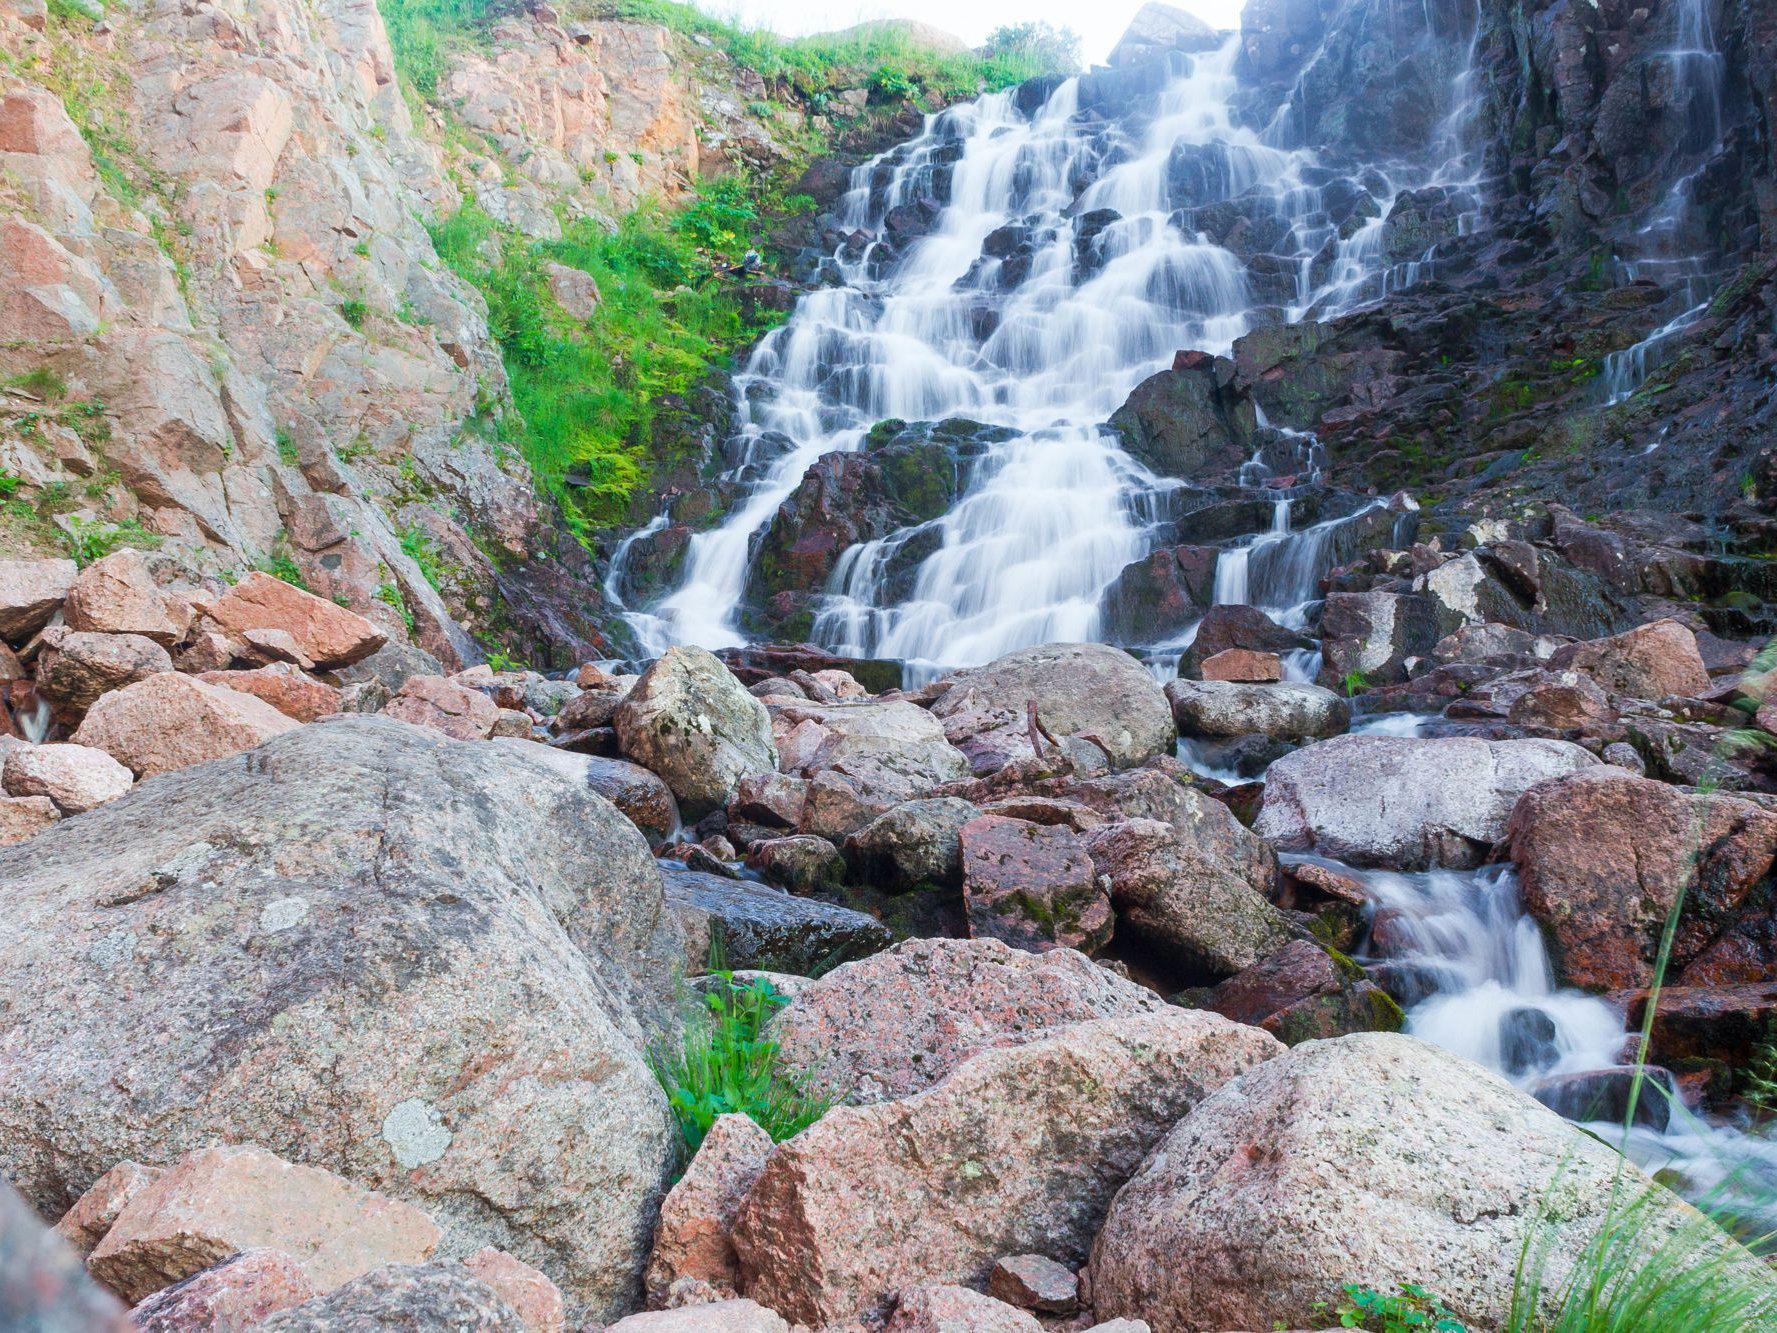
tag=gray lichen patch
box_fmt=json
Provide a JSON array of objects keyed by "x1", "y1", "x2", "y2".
[{"x1": 382, "y1": 1096, "x2": 452, "y2": 1168}]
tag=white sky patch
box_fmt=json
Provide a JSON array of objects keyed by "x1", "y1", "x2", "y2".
[{"x1": 685, "y1": 0, "x2": 1247, "y2": 68}]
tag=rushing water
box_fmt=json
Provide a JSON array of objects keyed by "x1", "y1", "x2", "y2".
[
  {"x1": 618, "y1": 13, "x2": 1482, "y2": 673},
  {"x1": 1335, "y1": 858, "x2": 1777, "y2": 1230},
  {"x1": 1600, "y1": 0, "x2": 1729, "y2": 406}
]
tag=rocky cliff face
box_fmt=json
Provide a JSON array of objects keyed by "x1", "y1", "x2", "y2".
[{"x1": 0, "y1": 0, "x2": 824, "y2": 667}]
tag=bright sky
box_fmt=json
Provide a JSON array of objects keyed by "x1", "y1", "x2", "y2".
[{"x1": 690, "y1": 1, "x2": 1247, "y2": 68}]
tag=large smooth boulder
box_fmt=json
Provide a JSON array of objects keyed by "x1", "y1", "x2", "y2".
[
  {"x1": 616, "y1": 646, "x2": 778, "y2": 817},
  {"x1": 34, "y1": 629, "x2": 172, "y2": 713},
  {"x1": 0, "y1": 556, "x2": 76, "y2": 642},
  {"x1": 732, "y1": 1012, "x2": 1282, "y2": 1325},
  {"x1": 1165, "y1": 679, "x2": 1349, "y2": 741},
  {"x1": 203, "y1": 572, "x2": 386, "y2": 670},
  {"x1": 1087, "y1": 1033, "x2": 1752, "y2": 1333},
  {"x1": 86, "y1": 1145, "x2": 439, "y2": 1304},
  {"x1": 929, "y1": 644, "x2": 1175, "y2": 774},
  {"x1": 662, "y1": 864, "x2": 891, "y2": 975},
  {"x1": 0, "y1": 717, "x2": 684, "y2": 1321},
  {"x1": 71, "y1": 672, "x2": 300, "y2": 777},
  {"x1": 1548, "y1": 618, "x2": 1709, "y2": 700},
  {"x1": 1254, "y1": 734, "x2": 1598, "y2": 870},
  {"x1": 771, "y1": 937, "x2": 1166, "y2": 1103},
  {"x1": 960, "y1": 815, "x2": 1113, "y2": 954},
  {"x1": 1509, "y1": 768, "x2": 1777, "y2": 990}
]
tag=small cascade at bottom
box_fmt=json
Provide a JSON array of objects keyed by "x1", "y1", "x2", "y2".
[{"x1": 1334, "y1": 858, "x2": 1777, "y2": 1232}]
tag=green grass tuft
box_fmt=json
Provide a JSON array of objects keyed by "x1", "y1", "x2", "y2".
[{"x1": 651, "y1": 970, "x2": 829, "y2": 1158}]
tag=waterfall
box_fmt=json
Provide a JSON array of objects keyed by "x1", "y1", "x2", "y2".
[
  {"x1": 1341, "y1": 857, "x2": 1777, "y2": 1231},
  {"x1": 1600, "y1": 0, "x2": 1729, "y2": 407},
  {"x1": 620, "y1": 22, "x2": 1485, "y2": 671}
]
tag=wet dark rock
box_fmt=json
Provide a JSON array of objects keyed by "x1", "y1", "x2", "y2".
[
  {"x1": 1530, "y1": 1067, "x2": 1677, "y2": 1132},
  {"x1": 1108, "y1": 352, "x2": 1253, "y2": 480},
  {"x1": 662, "y1": 864, "x2": 892, "y2": 974}
]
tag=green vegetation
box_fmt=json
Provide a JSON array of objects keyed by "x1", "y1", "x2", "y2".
[
  {"x1": 484, "y1": 648, "x2": 525, "y2": 673},
  {"x1": 5, "y1": 368, "x2": 69, "y2": 401},
  {"x1": 376, "y1": 579, "x2": 415, "y2": 633},
  {"x1": 1342, "y1": 670, "x2": 1370, "y2": 697},
  {"x1": 60, "y1": 516, "x2": 161, "y2": 567},
  {"x1": 602, "y1": 3, "x2": 1077, "y2": 100},
  {"x1": 254, "y1": 539, "x2": 309, "y2": 591},
  {"x1": 651, "y1": 970, "x2": 828, "y2": 1158},
  {"x1": 276, "y1": 427, "x2": 299, "y2": 466},
  {"x1": 427, "y1": 193, "x2": 780, "y2": 529},
  {"x1": 398, "y1": 522, "x2": 449, "y2": 589},
  {"x1": 1324, "y1": 1283, "x2": 1466, "y2": 1332},
  {"x1": 340, "y1": 298, "x2": 370, "y2": 330}
]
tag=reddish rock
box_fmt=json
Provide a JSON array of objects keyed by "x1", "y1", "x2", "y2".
[
  {"x1": 382, "y1": 674, "x2": 501, "y2": 740},
  {"x1": 771, "y1": 937, "x2": 1166, "y2": 1104},
  {"x1": 988, "y1": 1253, "x2": 1079, "y2": 1314},
  {"x1": 960, "y1": 815, "x2": 1112, "y2": 954},
  {"x1": 2, "y1": 742, "x2": 132, "y2": 813},
  {"x1": 204, "y1": 572, "x2": 386, "y2": 669},
  {"x1": 1548, "y1": 618, "x2": 1710, "y2": 701},
  {"x1": 1084, "y1": 815, "x2": 1289, "y2": 982},
  {"x1": 555, "y1": 688, "x2": 625, "y2": 731},
  {"x1": 887, "y1": 1284, "x2": 1042, "y2": 1331},
  {"x1": 746, "y1": 834, "x2": 845, "y2": 893},
  {"x1": 1199, "y1": 648, "x2": 1283, "y2": 683},
  {"x1": 1200, "y1": 940, "x2": 1402, "y2": 1044},
  {"x1": 128, "y1": 1248, "x2": 318, "y2": 1331},
  {"x1": 731, "y1": 771, "x2": 809, "y2": 828},
  {"x1": 1505, "y1": 670, "x2": 1617, "y2": 730},
  {"x1": 645, "y1": 1113, "x2": 773, "y2": 1306},
  {"x1": 239, "y1": 626, "x2": 317, "y2": 669},
  {"x1": 52, "y1": 1162, "x2": 163, "y2": 1259},
  {"x1": 461, "y1": 1248, "x2": 566, "y2": 1333},
  {"x1": 199, "y1": 663, "x2": 342, "y2": 722},
  {"x1": 86, "y1": 1144, "x2": 441, "y2": 1305},
  {"x1": 0, "y1": 556, "x2": 76, "y2": 642},
  {"x1": 1509, "y1": 768, "x2": 1777, "y2": 990},
  {"x1": 0, "y1": 793, "x2": 59, "y2": 845},
  {"x1": 62, "y1": 551, "x2": 189, "y2": 647},
  {"x1": 34, "y1": 629, "x2": 172, "y2": 714},
  {"x1": 1610, "y1": 982, "x2": 1777, "y2": 1080},
  {"x1": 731, "y1": 1011, "x2": 1281, "y2": 1326},
  {"x1": 72, "y1": 673, "x2": 300, "y2": 777}
]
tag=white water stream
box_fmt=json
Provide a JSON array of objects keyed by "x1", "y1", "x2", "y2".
[
  {"x1": 618, "y1": 14, "x2": 1483, "y2": 677},
  {"x1": 1599, "y1": 0, "x2": 1729, "y2": 406}
]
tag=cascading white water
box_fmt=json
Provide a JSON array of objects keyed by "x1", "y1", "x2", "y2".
[
  {"x1": 1341, "y1": 857, "x2": 1777, "y2": 1230},
  {"x1": 620, "y1": 22, "x2": 1482, "y2": 672},
  {"x1": 1600, "y1": 0, "x2": 1728, "y2": 406}
]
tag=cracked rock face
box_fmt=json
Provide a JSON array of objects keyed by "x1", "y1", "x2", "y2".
[{"x1": 0, "y1": 715, "x2": 684, "y2": 1322}]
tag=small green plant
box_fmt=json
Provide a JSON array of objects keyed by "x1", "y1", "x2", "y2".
[
  {"x1": 1342, "y1": 670, "x2": 1370, "y2": 697},
  {"x1": 1744, "y1": 1019, "x2": 1777, "y2": 1123},
  {"x1": 1324, "y1": 1283, "x2": 1466, "y2": 1332},
  {"x1": 868, "y1": 64, "x2": 918, "y2": 101},
  {"x1": 60, "y1": 516, "x2": 160, "y2": 567},
  {"x1": 651, "y1": 970, "x2": 829, "y2": 1158},
  {"x1": 375, "y1": 580, "x2": 414, "y2": 634},
  {"x1": 484, "y1": 648, "x2": 524, "y2": 673},
  {"x1": 256, "y1": 542, "x2": 308, "y2": 591},
  {"x1": 398, "y1": 522, "x2": 448, "y2": 589},
  {"x1": 275, "y1": 427, "x2": 299, "y2": 466},
  {"x1": 5, "y1": 367, "x2": 68, "y2": 400},
  {"x1": 340, "y1": 298, "x2": 370, "y2": 330},
  {"x1": 0, "y1": 472, "x2": 20, "y2": 499}
]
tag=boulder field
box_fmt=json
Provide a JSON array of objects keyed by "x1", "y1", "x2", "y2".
[{"x1": 5, "y1": 532, "x2": 1777, "y2": 1330}]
